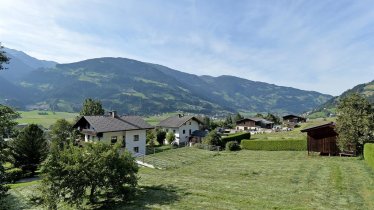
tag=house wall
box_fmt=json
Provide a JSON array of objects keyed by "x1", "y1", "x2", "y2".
[
  {"x1": 85, "y1": 129, "x2": 146, "y2": 155},
  {"x1": 160, "y1": 119, "x2": 200, "y2": 144},
  {"x1": 177, "y1": 119, "x2": 199, "y2": 144}
]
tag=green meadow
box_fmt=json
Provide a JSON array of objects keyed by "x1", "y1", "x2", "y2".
[{"x1": 6, "y1": 148, "x2": 374, "y2": 210}]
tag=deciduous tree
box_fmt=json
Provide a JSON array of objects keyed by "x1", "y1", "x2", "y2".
[
  {"x1": 336, "y1": 93, "x2": 374, "y2": 154},
  {"x1": 203, "y1": 130, "x2": 222, "y2": 146},
  {"x1": 41, "y1": 142, "x2": 138, "y2": 208},
  {"x1": 0, "y1": 42, "x2": 10, "y2": 71},
  {"x1": 80, "y1": 98, "x2": 105, "y2": 116}
]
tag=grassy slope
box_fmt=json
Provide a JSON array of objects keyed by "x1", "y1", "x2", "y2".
[
  {"x1": 8, "y1": 149, "x2": 374, "y2": 210},
  {"x1": 15, "y1": 111, "x2": 78, "y2": 128},
  {"x1": 252, "y1": 118, "x2": 336, "y2": 141},
  {"x1": 129, "y1": 149, "x2": 374, "y2": 210}
]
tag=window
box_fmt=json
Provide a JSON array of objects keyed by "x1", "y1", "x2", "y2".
[
  {"x1": 134, "y1": 147, "x2": 139, "y2": 153},
  {"x1": 87, "y1": 135, "x2": 90, "y2": 140},
  {"x1": 122, "y1": 136, "x2": 126, "y2": 148},
  {"x1": 166, "y1": 129, "x2": 169, "y2": 132},
  {"x1": 189, "y1": 129, "x2": 191, "y2": 135},
  {"x1": 173, "y1": 130, "x2": 176, "y2": 133},
  {"x1": 111, "y1": 136, "x2": 117, "y2": 144},
  {"x1": 134, "y1": 135, "x2": 139, "y2": 141},
  {"x1": 183, "y1": 130, "x2": 185, "y2": 134},
  {"x1": 189, "y1": 121, "x2": 191, "y2": 125}
]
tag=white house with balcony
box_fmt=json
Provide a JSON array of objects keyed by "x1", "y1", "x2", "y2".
[
  {"x1": 73, "y1": 111, "x2": 153, "y2": 155},
  {"x1": 157, "y1": 114, "x2": 202, "y2": 145}
]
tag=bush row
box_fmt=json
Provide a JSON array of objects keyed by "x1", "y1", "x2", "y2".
[
  {"x1": 364, "y1": 143, "x2": 374, "y2": 170},
  {"x1": 221, "y1": 132, "x2": 251, "y2": 146},
  {"x1": 240, "y1": 139, "x2": 306, "y2": 151}
]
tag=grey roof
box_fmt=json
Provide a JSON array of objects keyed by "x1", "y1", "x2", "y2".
[
  {"x1": 75, "y1": 115, "x2": 153, "y2": 133},
  {"x1": 157, "y1": 115, "x2": 202, "y2": 128}
]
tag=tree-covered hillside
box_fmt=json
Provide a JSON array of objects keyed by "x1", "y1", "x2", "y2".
[{"x1": 0, "y1": 50, "x2": 333, "y2": 115}]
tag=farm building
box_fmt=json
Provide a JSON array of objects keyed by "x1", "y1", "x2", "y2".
[
  {"x1": 236, "y1": 118, "x2": 274, "y2": 131},
  {"x1": 283, "y1": 114, "x2": 306, "y2": 123},
  {"x1": 301, "y1": 122, "x2": 340, "y2": 156}
]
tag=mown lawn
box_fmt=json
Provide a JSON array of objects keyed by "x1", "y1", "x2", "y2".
[
  {"x1": 15, "y1": 111, "x2": 78, "y2": 128},
  {"x1": 5, "y1": 149, "x2": 374, "y2": 210}
]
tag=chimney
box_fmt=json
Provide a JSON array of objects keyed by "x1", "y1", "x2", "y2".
[
  {"x1": 109, "y1": 111, "x2": 118, "y2": 118},
  {"x1": 178, "y1": 114, "x2": 184, "y2": 118}
]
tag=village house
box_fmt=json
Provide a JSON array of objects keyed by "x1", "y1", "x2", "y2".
[
  {"x1": 283, "y1": 114, "x2": 307, "y2": 124},
  {"x1": 301, "y1": 122, "x2": 340, "y2": 156},
  {"x1": 73, "y1": 111, "x2": 153, "y2": 155},
  {"x1": 236, "y1": 117, "x2": 274, "y2": 131},
  {"x1": 157, "y1": 114, "x2": 202, "y2": 145}
]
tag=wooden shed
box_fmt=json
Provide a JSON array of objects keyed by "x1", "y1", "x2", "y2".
[{"x1": 301, "y1": 122, "x2": 339, "y2": 156}]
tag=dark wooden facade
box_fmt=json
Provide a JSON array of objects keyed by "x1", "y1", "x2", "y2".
[
  {"x1": 283, "y1": 115, "x2": 307, "y2": 123},
  {"x1": 236, "y1": 119, "x2": 256, "y2": 127},
  {"x1": 301, "y1": 122, "x2": 339, "y2": 156}
]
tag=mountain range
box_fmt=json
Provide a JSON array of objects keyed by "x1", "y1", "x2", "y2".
[
  {"x1": 0, "y1": 48, "x2": 333, "y2": 115},
  {"x1": 309, "y1": 80, "x2": 374, "y2": 118}
]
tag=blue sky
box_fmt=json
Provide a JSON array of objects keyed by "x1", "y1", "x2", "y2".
[{"x1": 1, "y1": 0, "x2": 374, "y2": 95}]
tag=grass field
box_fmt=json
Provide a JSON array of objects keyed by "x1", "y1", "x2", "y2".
[
  {"x1": 15, "y1": 111, "x2": 78, "y2": 128},
  {"x1": 251, "y1": 118, "x2": 336, "y2": 141},
  {"x1": 6, "y1": 148, "x2": 374, "y2": 210}
]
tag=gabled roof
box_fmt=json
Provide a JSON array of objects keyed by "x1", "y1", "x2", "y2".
[
  {"x1": 300, "y1": 122, "x2": 335, "y2": 132},
  {"x1": 157, "y1": 115, "x2": 202, "y2": 128},
  {"x1": 283, "y1": 114, "x2": 306, "y2": 120},
  {"x1": 236, "y1": 117, "x2": 274, "y2": 124},
  {"x1": 74, "y1": 115, "x2": 153, "y2": 133}
]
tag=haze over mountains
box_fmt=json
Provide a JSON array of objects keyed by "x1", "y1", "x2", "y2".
[{"x1": 0, "y1": 48, "x2": 333, "y2": 115}]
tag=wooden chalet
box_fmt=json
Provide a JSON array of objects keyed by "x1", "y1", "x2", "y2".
[
  {"x1": 283, "y1": 114, "x2": 306, "y2": 123},
  {"x1": 301, "y1": 122, "x2": 340, "y2": 156}
]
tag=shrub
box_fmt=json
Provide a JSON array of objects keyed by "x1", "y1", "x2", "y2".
[
  {"x1": 225, "y1": 141, "x2": 241, "y2": 151},
  {"x1": 5, "y1": 168, "x2": 24, "y2": 183},
  {"x1": 364, "y1": 143, "x2": 374, "y2": 170},
  {"x1": 222, "y1": 132, "x2": 250, "y2": 146},
  {"x1": 156, "y1": 130, "x2": 166, "y2": 145},
  {"x1": 241, "y1": 139, "x2": 306, "y2": 151},
  {"x1": 203, "y1": 130, "x2": 222, "y2": 146}
]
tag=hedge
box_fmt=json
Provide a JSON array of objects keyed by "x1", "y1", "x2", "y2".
[
  {"x1": 241, "y1": 139, "x2": 306, "y2": 151},
  {"x1": 221, "y1": 132, "x2": 251, "y2": 146},
  {"x1": 364, "y1": 143, "x2": 374, "y2": 170}
]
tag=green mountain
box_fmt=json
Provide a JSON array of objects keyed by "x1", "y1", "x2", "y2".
[
  {"x1": 0, "y1": 50, "x2": 332, "y2": 115},
  {"x1": 308, "y1": 80, "x2": 374, "y2": 118}
]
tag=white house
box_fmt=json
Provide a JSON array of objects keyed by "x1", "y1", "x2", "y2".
[
  {"x1": 157, "y1": 114, "x2": 202, "y2": 145},
  {"x1": 73, "y1": 111, "x2": 153, "y2": 155}
]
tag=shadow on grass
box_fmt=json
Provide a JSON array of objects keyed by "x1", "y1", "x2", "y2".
[
  {"x1": 94, "y1": 184, "x2": 182, "y2": 210},
  {"x1": 1, "y1": 193, "x2": 29, "y2": 210}
]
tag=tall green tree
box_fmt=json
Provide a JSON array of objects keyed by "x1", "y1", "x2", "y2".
[
  {"x1": 11, "y1": 124, "x2": 48, "y2": 174},
  {"x1": 265, "y1": 113, "x2": 280, "y2": 125},
  {"x1": 0, "y1": 105, "x2": 18, "y2": 203},
  {"x1": 166, "y1": 131, "x2": 176, "y2": 144},
  {"x1": 336, "y1": 93, "x2": 374, "y2": 155},
  {"x1": 234, "y1": 112, "x2": 244, "y2": 123},
  {"x1": 80, "y1": 98, "x2": 105, "y2": 116},
  {"x1": 156, "y1": 129, "x2": 166, "y2": 145},
  {"x1": 50, "y1": 119, "x2": 74, "y2": 146},
  {"x1": 41, "y1": 142, "x2": 138, "y2": 208},
  {"x1": 0, "y1": 42, "x2": 10, "y2": 70},
  {"x1": 203, "y1": 130, "x2": 222, "y2": 146},
  {"x1": 0, "y1": 137, "x2": 9, "y2": 204},
  {"x1": 0, "y1": 104, "x2": 19, "y2": 139},
  {"x1": 223, "y1": 114, "x2": 233, "y2": 128}
]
